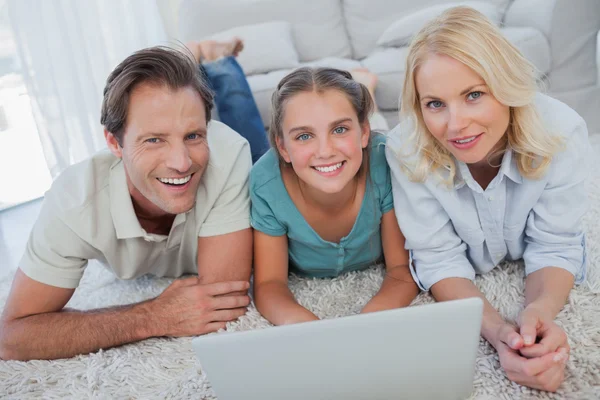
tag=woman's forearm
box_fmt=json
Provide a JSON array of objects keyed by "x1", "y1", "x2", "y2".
[
  {"x1": 524, "y1": 267, "x2": 575, "y2": 321},
  {"x1": 430, "y1": 277, "x2": 507, "y2": 347},
  {"x1": 254, "y1": 281, "x2": 318, "y2": 326}
]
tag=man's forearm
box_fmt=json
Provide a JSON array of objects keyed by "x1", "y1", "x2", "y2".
[
  {"x1": 430, "y1": 277, "x2": 506, "y2": 346},
  {"x1": 0, "y1": 301, "x2": 157, "y2": 361},
  {"x1": 524, "y1": 267, "x2": 575, "y2": 321}
]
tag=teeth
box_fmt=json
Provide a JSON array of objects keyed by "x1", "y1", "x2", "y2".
[
  {"x1": 456, "y1": 136, "x2": 476, "y2": 144},
  {"x1": 314, "y1": 162, "x2": 343, "y2": 173},
  {"x1": 158, "y1": 175, "x2": 191, "y2": 185}
]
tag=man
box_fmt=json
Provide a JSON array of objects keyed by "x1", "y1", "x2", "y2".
[{"x1": 0, "y1": 43, "x2": 254, "y2": 361}]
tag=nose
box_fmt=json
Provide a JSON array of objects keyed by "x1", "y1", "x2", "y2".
[
  {"x1": 447, "y1": 104, "x2": 469, "y2": 135},
  {"x1": 165, "y1": 142, "x2": 192, "y2": 173},
  {"x1": 316, "y1": 134, "x2": 335, "y2": 159}
]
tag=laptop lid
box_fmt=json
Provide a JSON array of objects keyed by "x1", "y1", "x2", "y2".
[{"x1": 193, "y1": 297, "x2": 483, "y2": 400}]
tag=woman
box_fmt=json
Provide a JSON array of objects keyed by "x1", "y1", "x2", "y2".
[
  {"x1": 251, "y1": 67, "x2": 418, "y2": 325},
  {"x1": 385, "y1": 7, "x2": 589, "y2": 392}
]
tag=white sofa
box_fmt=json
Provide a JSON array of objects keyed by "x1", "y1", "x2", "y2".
[{"x1": 157, "y1": 0, "x2": 600, "y2": 133}]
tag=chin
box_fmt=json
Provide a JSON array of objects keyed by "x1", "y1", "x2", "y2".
[
  {"x1": 170, "y1": 201, "x2": 196, "y2": 214},
  {"x1": 154, "y1": 198, "x2": 196, "y2": 215},
  {"x1": 448, "y1": 150, "x2": 485, "y2": 165}
]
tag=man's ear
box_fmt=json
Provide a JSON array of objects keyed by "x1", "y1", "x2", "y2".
[
  {"x1": 104, "y1": 129, "x2": 123, "y2": 158},
  {"x1": 360, "y1": 120, "x2": 371, "y2": 149},
  {"x1": 275, "y1": 136, "x2": 291, "y2": 164}
]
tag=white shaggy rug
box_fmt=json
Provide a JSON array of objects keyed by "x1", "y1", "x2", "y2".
[{"x1": 1, "y1": 137, "x2": 599, "y2": 399}]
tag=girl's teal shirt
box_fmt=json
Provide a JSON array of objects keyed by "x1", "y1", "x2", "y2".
[{"x1": 249, "y1": 134, "x2": 393, "y2": 278}]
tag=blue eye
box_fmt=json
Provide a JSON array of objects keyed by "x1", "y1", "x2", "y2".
[
  {"x1": 145, "y1": 138, "x2": 159, "y2": 144},
  {"x1": 467, "y1": 91, "x2": 483, "y2": 100},
  {"x1": 333, "y1": 126, "x2": 347, "y2": 134},
  {"x1": 297, "y1": 133, "x2": 311, "y2": 141},
  {"x1": 186, "y1": 133, "x2": 200, "y2": 140},
  {"x1": 426, "y1": 100, "x2": 444, "y2": 109}
]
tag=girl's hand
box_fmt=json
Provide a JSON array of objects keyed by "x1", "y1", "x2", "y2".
[{"x1": 360, "y1": 294, "x2": 387, "y2": 314}]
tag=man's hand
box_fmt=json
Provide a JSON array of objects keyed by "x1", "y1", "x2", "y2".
[
  {"x1": 492, "y1": 322, "x2": 568, "y2": 392},
  {"x1": 149, "y1": 277, "x2": 251, "y2": 337},
  {"x1": 517, "y1": 304, "x2": 570, "y2": 359}
]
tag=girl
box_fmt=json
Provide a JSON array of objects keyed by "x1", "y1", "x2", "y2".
[
  {"x1": 251, "y1": 67, "x2": 419, "y2": 325},
  {"x1": 385, "y1": 7, "x2": 590, "y2": 392}
]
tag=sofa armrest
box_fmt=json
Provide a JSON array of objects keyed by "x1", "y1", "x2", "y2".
[{"x1": 505, "y1": 0, "x2": 600, "y2": 92}]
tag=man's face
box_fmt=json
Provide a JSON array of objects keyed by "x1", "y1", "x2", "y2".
[{"x1": 106, "y1": 82, "x2": 209, "y2": 216}]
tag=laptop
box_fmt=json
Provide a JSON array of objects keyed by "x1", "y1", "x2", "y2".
[{"x1": 192, "y1": 297, "x2": 483, "y2": 400}]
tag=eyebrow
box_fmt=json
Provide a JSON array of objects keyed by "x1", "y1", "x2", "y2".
[
  {"x1": 138, "y1": 128, "x2": 207, "y2": 142},
  {"x1": 420, "y1": 84, "x2": 487, "y2": 101},
  {"x1": 459, "y1": 84, "x2": 486, "y2": 96},
  {"x1": 287, "y1": 118, "x2": 353, "y2": 135}
]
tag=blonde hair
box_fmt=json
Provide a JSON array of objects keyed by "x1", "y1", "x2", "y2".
[{"x1": 399, "y1": 6, "x2": 563, "y2": 186}]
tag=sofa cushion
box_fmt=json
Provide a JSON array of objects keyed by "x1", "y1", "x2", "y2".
[
  {"x1": 210, "y1": 21, "x2": 300, "y2": 76},
  {"x1": 247, "y1": 58, "x2": 364, "y2": 127},
  {"x1": 361, "y1": 48, "x2": 409, "y2": 111},
  {"x1": 342, "y1": 0, "x2": 513, "y2": 59},
  {"x1": 361, "y1": 27, "x2": 550, "y2": 111},
  {"x1": 178, "y1": 0, "x2": 351, "y2": 62},
  {"x1": 500, "y1": 27, "x2": 551, "y2": 76},
  {"x1": 376, "y1": 2, "x2": 504, "y2": 48},
  {"x1": 247, "y1": 70, "x2": 294, "y2": 127},
  {"x1": 299, "y1": 57, "x2": 363, "y2": 71}
]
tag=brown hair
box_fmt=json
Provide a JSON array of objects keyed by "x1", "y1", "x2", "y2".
[
  {"x1": 269, "y1": 67, "x2": 374, "y2": 165},
  {"x1": 100, "y1": 46, "x2": 213, "y2": 144}
]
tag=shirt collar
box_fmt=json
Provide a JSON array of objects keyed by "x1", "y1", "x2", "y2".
[
  {"x1": 109, "y1": 160, "x2": 188, "y2": 240},
  {"x1": 110, "y1": 159, "x2": 146, "y2": 239},
  {"x1": 500, "y1": 149, "x2": 523, "y2": 184},
  {"x1": 453, "y1": 148, "x2": 523, "y2": 190}
]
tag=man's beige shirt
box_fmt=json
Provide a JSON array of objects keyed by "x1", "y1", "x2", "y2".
[{"x1": 20, "y1": 121, "x2": 251, "y2": 289}]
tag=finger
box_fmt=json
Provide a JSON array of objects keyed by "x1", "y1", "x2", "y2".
[
  {"x1": 531, "y1": 363, "x2": 565, "y2": 392},
  {"x1": 520, "y1": 327, "x2": 568, "y2": 358},
  {"x1": 205, "y1": 281, "x2": 250, "y2": 296},
  {"x1": 519, "y1": 351, "x2": 565, "y2": 377},
  {"x1": 210, "y1": 307, "x2": 248, "y2": 322},
  {"x1": 202, "y1": 321, "x2": 227, "y2": 334},
  {"x1": 498, "y1": 324, "x2": 524, "y2": 350},
  {"x1": 519, "y1": 343, "x2": 551, "y2": 359},
  {"x1": 212, "y1": 294, "x2": 251, "y2": 310},
  {"x1": 518, "y1": 311, "x2": 539, "y2": 346}
]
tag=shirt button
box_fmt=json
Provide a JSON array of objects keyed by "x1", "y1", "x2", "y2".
[
  {"x1": 488, "y1": 196, "x2": 494, "y2": 201},
  {"x1": 496, "y1": 253, "x2": 503, "y2": 258}
]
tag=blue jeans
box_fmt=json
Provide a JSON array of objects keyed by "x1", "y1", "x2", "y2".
[{"x1": 200, "y1": 57, "x2": 270, "y2": 164}]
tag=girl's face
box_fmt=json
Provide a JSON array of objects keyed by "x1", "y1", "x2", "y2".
[
  {"x1": 415, "y1": 53, "x2": 510, "y2": 167},
  {"x1": 277, "y1": 89, "x2": 369, "y2": 195}
]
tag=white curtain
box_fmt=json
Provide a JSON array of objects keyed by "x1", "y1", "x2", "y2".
[{"x1": 8, "y1": 0, "x2": 168, "y2": 177}]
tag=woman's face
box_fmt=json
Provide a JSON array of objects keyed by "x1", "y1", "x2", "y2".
[{"x1": 415, "y1": 53, "x2": 510, "y2": 167}]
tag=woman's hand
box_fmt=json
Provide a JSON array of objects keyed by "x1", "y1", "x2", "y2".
[
  {"x1": 491, "y1": 322, "x2": 568, "y2": 392},
  {"x1": 517, "y1": 303, "x2": 570, "y2": 359}
]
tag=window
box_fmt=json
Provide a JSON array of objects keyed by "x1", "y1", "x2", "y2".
[{"x1": 0, "y1": 3, "x2": 52, "y2": 210}]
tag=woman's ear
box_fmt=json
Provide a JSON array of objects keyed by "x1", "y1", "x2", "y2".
[{"x1": 276, "y1": 136, "x2": 292, "y2": 163}]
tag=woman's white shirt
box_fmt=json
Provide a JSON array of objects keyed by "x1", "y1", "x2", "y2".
[{"x1": 386, "y1": 93, "x2": 590, "y2": 291}]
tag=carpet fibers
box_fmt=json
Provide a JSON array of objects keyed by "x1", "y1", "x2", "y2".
[{"x1": 0, "y1": 138, "x2": 599, "y2": 399}]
